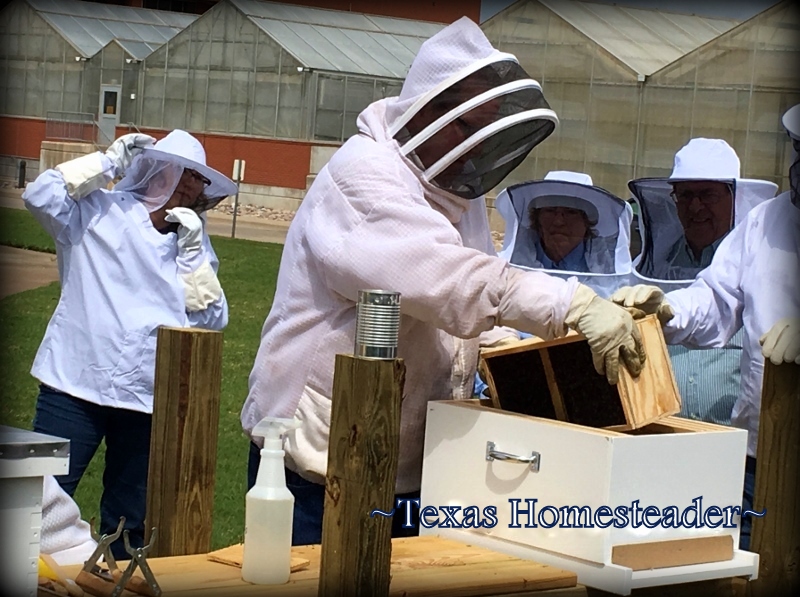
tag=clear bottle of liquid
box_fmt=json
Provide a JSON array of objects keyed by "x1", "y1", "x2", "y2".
[{"x1": 241, "y1": 416, "x2": 300, "y2": 584}]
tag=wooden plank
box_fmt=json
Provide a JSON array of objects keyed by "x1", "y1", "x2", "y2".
[
  {"x1": 478, "y1": 357, "x2": 502, "y2": 410},
  {"x1": 611, "y1": 535, "x2": 733, "y2": 571},
  {"x1": 318, "y1": 354, "x2": 405, "y2": 597},
  {"x1": 60, "y1": 536, "x2": 580, "y2": 596},
  {"x1": 539, "y1": 348, "x2": 568, "y2": 422},
  {"x1": 614, "y1": 316, "x2": 681, "y2": 430},
  {"x1": 748, "y1": 361, "x2": 800, "y2": 597},
  {"x1": 146, "y1": 327, "x2": 223, "y2": 557},
  {"x1": 206, "y1": 543, "x2": 310, "y2": 572}
]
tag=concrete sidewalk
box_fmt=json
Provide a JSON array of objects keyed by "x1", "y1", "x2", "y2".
[{"x1": 0, "y1": 185, "x2": 291, "y2": 299}]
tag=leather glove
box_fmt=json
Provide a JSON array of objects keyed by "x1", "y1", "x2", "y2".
[
  {"x1": 565, "y1": 284, "x2": 647, "y2": 385},
  {"x1": 611, "y1": 284, "x2": 675, "y2": 325},
  {"x1": 105, "y1": 133, "x2": 156, "y2": 177},
  {"x1": 55, "y1": 133, "x2": 155, "y2": 199},
  {"x1": 165, "y1": 207, "x2": 203, "y2": 255},
  {"x1": 165, "y1": 207, "x2": 222, "y2": 312},
  {"x1": 760, "y1": 318, "x2": 800, "y2": 365}
]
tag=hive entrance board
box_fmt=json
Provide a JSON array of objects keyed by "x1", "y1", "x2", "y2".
[{"x1": 478, "y1": 315, "x2": 681, "y2": 431}]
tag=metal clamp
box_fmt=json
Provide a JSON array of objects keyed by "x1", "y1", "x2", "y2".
[{"x1": 485, "y1": 441, "x2": 541, "y2": 472}]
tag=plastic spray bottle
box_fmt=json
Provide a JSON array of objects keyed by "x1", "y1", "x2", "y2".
[{"x1": 241, "y1": 416, "x2": 300, "y2": 585}]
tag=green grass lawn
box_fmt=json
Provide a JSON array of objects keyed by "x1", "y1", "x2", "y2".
[{"x1": 0, "y1": 206, "x2": 282, "y2": 550}]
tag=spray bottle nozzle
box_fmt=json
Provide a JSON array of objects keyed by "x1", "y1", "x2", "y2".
[{"x1": 252, "y1": 416, "x2": 301, "y2": 451}]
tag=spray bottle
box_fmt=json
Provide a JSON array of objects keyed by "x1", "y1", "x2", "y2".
[{"x1": 241, "y1": 416, "x2": 300, "y2": 585}]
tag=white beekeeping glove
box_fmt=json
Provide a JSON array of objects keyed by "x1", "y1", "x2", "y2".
[
  {"x1": 55, "y1": 133, "x2": 155, "y2": 199},
  {"x1": 611, "y1": 284, "x2": 675, "y2": 325},
  {"x1": 760, "y1": 317, "x2": 800, "y2": 365},
  {"x1": 565, "y1": 284, "x2": 646, "y2": 385},
  {"x1": 165, "y1": 207, "x2": 222, "y2": 312}
]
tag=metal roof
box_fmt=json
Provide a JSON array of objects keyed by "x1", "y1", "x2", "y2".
[
  {"x1": 230, "y1": 0, "x2": 444, "y2": 79},
  {"x1": 27, "y1": 0, "x2": 196, "y2": 60},
  {"x1": 538, "y1": 0, "x2": 742, "y2": 76}
]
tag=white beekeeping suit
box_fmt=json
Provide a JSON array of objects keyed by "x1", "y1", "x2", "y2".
[
  {"x1": 242, "y1": 17, "x2": 645, "y2": 498},
  {"x1": 495, "y1": 170, "x2": 634, "y2": 298}
]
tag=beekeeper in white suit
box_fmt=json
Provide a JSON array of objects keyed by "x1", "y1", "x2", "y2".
[
  {"x1": 23, "y1": 129, "x2": 235, "y2": 559},
  {"x1": 613, "y1": 105, "x2": 800, "y2": 550},
  {"x1": 242, "y1": 17, "x2": 646, "y2": 545}
]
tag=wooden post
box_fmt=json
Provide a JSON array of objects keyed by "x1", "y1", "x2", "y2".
[
  {"x1": 318, "y1": 354, "x2": 405, "y2": 597},
  {"x1": 146, "y1": 327, "x2": 224, "y2": 557},
  {"x1": 748, "y1": 360, "x2": 800, "y2": 596}
]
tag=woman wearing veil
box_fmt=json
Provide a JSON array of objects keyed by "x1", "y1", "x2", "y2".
[{"x1": 23, "y1": 129, "x2": 236, "y2": 558}]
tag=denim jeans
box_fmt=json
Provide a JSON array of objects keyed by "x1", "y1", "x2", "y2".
[
  {"x1": 33, "y1": 385, "x2": 152, "y2": 560},
  {"x1": 740, "y1": 456, "x2": 757, "y2": 551},
  {"x1": 248, "y1": 442, "x2": 419, "y2": 545}
]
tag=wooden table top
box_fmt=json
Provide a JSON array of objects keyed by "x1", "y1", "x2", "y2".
[{"x1": 62, "y1": 535, "x2": 585, "y2": 596}]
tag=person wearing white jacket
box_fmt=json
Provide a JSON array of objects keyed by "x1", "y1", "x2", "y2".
[
  {"x1": 613, "y1": 105, "x2": 800, "y2": 549},
  {"x1": 23, "y1": 129, "x2": 235, "y2": 559},
  {"x1": 242, "y1": 17, "x2": 646, "y2": 545}
]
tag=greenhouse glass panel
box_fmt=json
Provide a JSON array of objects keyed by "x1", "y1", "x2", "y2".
[
  {"x1": 44, "y1": 60, "x2": 64, "y2": 113},
  {"x1": 230, "y1": 70, "x2": 251, "y2": 134},
  {"x1": 141, "y1": 67, "x2": 165, "y2": 128},
  {"x1": 252, "y1": 38, "x2": 280, "y2": 138},
  {"x1": 164, "y1": 69, "x2": 189, "y2": 130},
  {"x1": 187, "y1": 69, "x2": 208, "y2": 132},
  {"x1": 314, "y1": 73, "x2": 345, "y2": 142},
  {"x1": 169, "y1": 33, "x2": 190, "y2": 68},
  {"x1": 22, "y1": 32, "x2": 45, "y2": 59},
  {"x1": 277, "y1": 53, "x2": 304, "y2": 139},
  {"x1": 6, "y1": 62, "x2": 26, "y2": 114},
  {"x1": 120, "y1": 63, "x2": 139, "y2": 123},
  {"x1": 690, "y1": 88, "x2": 750, "y2": 140},
  {"x1": 206, "y1": 71, "x2": 232, "y2": 133},
  {"x1": 24, "y1": 62, "x2": 44, "y2": 117},
  {"x1": 63, "y1": 62, "x2": 82, "y2": 113}
]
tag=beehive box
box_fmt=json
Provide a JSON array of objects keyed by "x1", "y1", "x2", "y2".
[
  {"x1": 478, "y1": 315, "x2": 681, "y2": 431},
  {"x1": 419, "y1": 401, "x2": 756, "y2": 595}
]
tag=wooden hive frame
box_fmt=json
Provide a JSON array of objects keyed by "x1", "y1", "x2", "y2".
[{"x1": 478, "y1": 315, "x2": 681, "y2": 431}]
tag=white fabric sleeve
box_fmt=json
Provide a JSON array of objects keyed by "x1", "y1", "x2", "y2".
[
  {"x1": 663, "y1": 218, "x2": 747, "y2": 348},
  {"x1": 309, "y1": 170, "x2": 577, "y2": 341},
  {"x1": 55, "y1": 152, "x2": 115, "y2": 200},
  {"x1": 180, "y1": 235, "x2": 228, "y2": 329},
  {"x1": 478, "y1": 326, "x2": 520, "y2": 347},
  {"x1": 40, "y1": 476, "x2": 97, "y2": 566},
  {"x1": 22, "y1": 169, "x2": 84, "y2": 246}
]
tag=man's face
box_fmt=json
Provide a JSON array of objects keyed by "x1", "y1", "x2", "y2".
[
  {"x1": 533, "y1": 207, "x2": 589, "y2": 264},
  {"x1": 672, "y1": 180, "x2": 733, "y2": 254}
]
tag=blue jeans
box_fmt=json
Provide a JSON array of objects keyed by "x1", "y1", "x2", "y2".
[
  {"x1": 248, "y1": 442, "x2": 419, "y2": 545},
  {"x1": 33, "y1": 385, "x2": 152, "y2": 561},
  {"x1": 740, "y1": 456, "x2": 756, "y2": 551}
]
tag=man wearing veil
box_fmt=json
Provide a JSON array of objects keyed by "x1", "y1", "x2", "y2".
[
  {"x1": 23, "y1": 129, "x2": 236, "y2": 558},
  {"x1": 242, "y1": 17, "x2": 647, "y2": 545},
  {"x1": 614, "y1": 105, "x2": 800, "y2": 549}
]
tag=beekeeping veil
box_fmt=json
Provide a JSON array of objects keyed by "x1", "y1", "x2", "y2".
[
  {"x1": 783, "y1": 103, "x2": 800, "y2": 207},
  {"x1": 387, "y1": 17, "x2": 558, "y2": 201},
  {"x1": 630, "y1": 138, "x2": 777, "y2": 290},
  {"x1": 495, "y1": 171, "x2": 633, "y2": 298},
  {"x1": 114, "y1": 130, "x2": 237, "y2": 214}
]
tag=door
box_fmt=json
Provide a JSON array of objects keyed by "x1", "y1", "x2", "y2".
[{"x1": 98, "y1": 85, "x2": 122, "y2": 146}]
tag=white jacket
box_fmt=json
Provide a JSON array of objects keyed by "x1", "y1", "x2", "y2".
[
  {"x1": 40, "y1": 476, "x2": 97, "y2": 566},
  {"x1": 23, "y1": 166, "x2": 227, "y2": 413},
  {"x1": 663, "y1": 193, "x2": 800, "y2": 457},
  {"x1": 242, "y1": 98, "x2": 577, "y2": 493}
]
